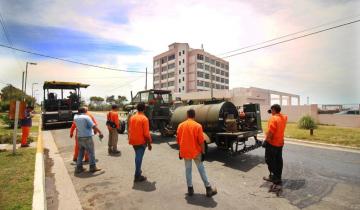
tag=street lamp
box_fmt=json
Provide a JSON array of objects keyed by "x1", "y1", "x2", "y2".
[
  {"x1": 24, "y1": 62, "x2": 37, "y2": 95},
  {"x1": 32, "y1": 83, "x2": 38, "y2": 97}
]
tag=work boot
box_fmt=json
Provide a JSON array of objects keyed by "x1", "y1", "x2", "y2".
[
  {"x1": 134, "y1": 175, "x2": 147, "y2": 182},
  {"x1": 108, "y1": 147, "x2": 113, "y2": 154},
  {"x1": 75, "y1": 166, "x2": 85, "y2": 174},
  {"x1": 205, "y1": 186, "x2": 217, "y2": 197},
  {"x1": 112, "y1": 150, "x2": 121, "y2": 154},
  {"x1": 187, "y1": 186, "x2": 194, "y2": 196},
  {"x1": 20, "y1": 144, "x2": 30, "y2": 148},
  {"x1": 89, "y1": 165, "x2": 101, "y2": 173}
]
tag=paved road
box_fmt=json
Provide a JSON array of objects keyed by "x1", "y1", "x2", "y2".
[{"x1": 49, "y1": 112, "x2": 360, "y2": 210}]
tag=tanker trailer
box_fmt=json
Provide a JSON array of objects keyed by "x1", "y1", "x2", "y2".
[{"x1": 170, "y1": 101, "x2": 263, "y2": 155}]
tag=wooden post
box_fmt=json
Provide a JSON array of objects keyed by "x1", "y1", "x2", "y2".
[
  {"x1": 12, "y1": 101, "x2": 20, "y2": 154},
  {"x1": 310, "y1": 129, "x2": 314, "y2": 136}
]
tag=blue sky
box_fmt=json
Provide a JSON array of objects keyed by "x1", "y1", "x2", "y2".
[{"x1": 0, "y1": 0, "x2": 359, "y2": 104}]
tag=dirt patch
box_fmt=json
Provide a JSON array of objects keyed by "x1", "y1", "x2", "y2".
[{"x1": 44, "y1": 148, "x2": 59, "y2": 210}]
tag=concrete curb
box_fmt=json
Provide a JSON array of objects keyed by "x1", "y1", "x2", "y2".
[
  {"x1": 32, "y1": 119, "x2": 47, "y2": 210},
  {"x1": 258, "y1": 134, "x2": 360, "y2": 153}
]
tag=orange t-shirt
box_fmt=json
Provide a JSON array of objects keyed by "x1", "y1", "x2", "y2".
[
  {"x1": 70, "y1": 112, "x2": 98, "y2": 136},
  {"x1": 177, "y1": 118, "x2": 205, "y2": 159},
  {"x1": 266, "y1": 113, "x2": 288, "y2": 147},
  {"x1": 128, "y1": 112, "x2": 152, "y2": 145},
  {"x1": 107, "y1": 111, "x2": 119, "y2": 129}
]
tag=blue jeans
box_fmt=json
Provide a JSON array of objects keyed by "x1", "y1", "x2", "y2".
[
  {"x1": 133, "y1": 145, "x2": 146, "y2": 177},
  {"x1": 184, "y1": 154, "x2": 210, "y2": 187},
  {"x1": 77, "y1": 136, "x2": 96, "y2": 167}
]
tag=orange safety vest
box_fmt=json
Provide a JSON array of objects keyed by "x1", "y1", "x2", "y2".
[
  {"x1": 128, "y1": 112, "x2": 152, "y2": 145},
  {"x1": 177, "y1": 118, "x2": 205, "y2": 159},
  {"x1": 107, "y1": 111, "x2": 119, "y2": 129},
  {"x1": 266, "y1": 113, "x2": 288, "y2": 147}
]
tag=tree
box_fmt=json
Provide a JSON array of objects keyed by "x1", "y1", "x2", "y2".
[
  {"x1": 0, "y1": 85, "x2": 35, "y2": 111},
  {"x1": 115, "y1": 95, "x2": 128, "y2": 107},
  {"x1": 298, "y1": 115, "x2": 317, "y2": 135},
  {"x1": 106, "y1": 95, "x2": 115, "y2": 104},
  {"x1": 90, "y1": 96, "x2": 104, "y2": 104}
]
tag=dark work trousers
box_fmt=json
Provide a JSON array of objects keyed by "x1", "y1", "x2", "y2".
[{"x1": 265, "y1": 143, "x2": 283, "y2": 183}]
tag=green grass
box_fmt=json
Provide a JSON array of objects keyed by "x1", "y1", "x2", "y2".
[
  {"x1": 0, "y1": 148, "x2": 36, "y2": 210},
  {"x1": 0, "y1": 113, "x2": 38, "y2": 144},
  {"x1": 262, "y1": 122, "x2": 360, "y2": 148}
]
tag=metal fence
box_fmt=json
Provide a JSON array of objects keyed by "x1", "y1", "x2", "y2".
[{"x1": 318, "y1": 104, "x2": 360, "y2": 115}]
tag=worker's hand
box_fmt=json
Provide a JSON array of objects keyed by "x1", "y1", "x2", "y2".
[
  {"x1": 147, "y1": 143, "x2": 152, "y2": 151},
  {"x1": 70, "y1": 134, "x2": 73, "y2": 138},
  {"x1": 99, "y1": 133, "x2": 104, "y2": 140},
  {"x1": 178, "y1": 152, "x2": 183, "y2": 160},
  {"x1": 262, "y1": 140, "x2": 268, "y2": 148},
  {"x1": 201, "y1": 153, "x2": 205, "y2": 162}
]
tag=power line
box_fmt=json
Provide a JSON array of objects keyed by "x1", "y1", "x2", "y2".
[
  {"x1": 107, "y1": 77, "x2": 144, "y2": 92},
  {"x1": 222, "y1": 19, "x2": 360, "y2": 59},
  {"x1": 0, "y1": 43, "x2": 152, "y2": 74},
  {"x1": 219, "y1": 14, "x2": 360, "y2": 56}
]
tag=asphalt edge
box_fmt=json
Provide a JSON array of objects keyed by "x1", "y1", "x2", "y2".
[
  {"x1": 32, "y1": 118, "x2": 47, "y2": 210},
  {"x1": 258, "y1": 134, "x2": 360, "y2": 153}
]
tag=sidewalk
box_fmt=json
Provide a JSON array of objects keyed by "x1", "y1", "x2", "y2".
[{"x1": 43, "y1": 131, "x2": 83, "y2": 210}]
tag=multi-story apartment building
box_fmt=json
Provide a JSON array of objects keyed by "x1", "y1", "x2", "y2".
[{"x1": 153, "y1": 43, "x2": 229, "y2": 93}]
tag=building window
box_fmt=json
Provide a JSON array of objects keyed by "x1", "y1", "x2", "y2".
[
  {"x1": 210, "y1": 66, "x2": 215, "y2": 73},
  {"x1": 225, "y1": 86, "x2": 229, "y2": 89},
  {"x1": 183, "y1": 68, "x2": 185, "y2": 72},
  {"x1": 197, "y1": 71, "x2": 204, "y2": 78},
  {"x1": 197, "y1": 63, "x2": 204, "y2": 69},
  {"x1": 161, "y1": 83, "x2": 168, "y2": 88},
  {"x1": 179, "y1": 52, "x2": 181, "y2": 56},
  {"x1": 154, "y1": 84, "x2": 160, "y2": 89},
  {"x1": 221, "y1": 63, "x2": 225, "y2": 69},
  {"x1": 216, "y1": 68, "x2": 220, "y2": 74},
  {"x1": 221, "y1": 85, "x2": 224, "y2": 89},
  {"x1": 197, "y1": 80, "x2": 204, "y2": 86},
  {"x1": 220, "y1": 71, "x2": 225, "y2": 76},
  {"x1": 179, "y1": 79, "x2": 181, "y2": 83},
  {"x1": 161, "y1": 66, "x2": 167, "y2": 72},
  {"x1": 205, "y1": 56, "x2": 209, "y2": 63},
  {"x1": 221, "y1": 78, "x2": 224, "y2": 83},
  {"x1": 225, "y1": 72, "x2": 229, "y2": 77},
  {"x1": 168, "y1": 81, "x2": 174, "y2": 86},
  {"x1": 216, "y1": 84, "x2": 220, "y2": 89},
  {"x1": 182, "y1": 50, "x2": 185, "y2": 54},
  {"x1": 154, "y1": 76, "x2": 160, "y2": 81},
  {"x1": 154, "y1": 60, "x2": 159, "y2": 66},
  {"x1": 179, "y1": 88, "x2": 181, "y2": 92},
  {"x1": 205, "y1": 73, "x2": 209, "y2": 79},
  {"x1": 161, "y1": 57, "x2": 167, "y2": 64},
  {"x1": 225, "y1": 79, "x2": 229, "y2": 84},
  {"x1": 161, "y1": 75, "x2": 167, "y2": 80},
  {"x1": 211, "y1": 75, "x2": 215, "y2": 80},
  {"x1": 168, "y1": 72, "x2": 174, "y2": 78},
  {"x1": 225, "y1": 64, "x2": 229, "y2": 70},
  {"x1": 205, "y1": 65, "x2": 209, "y2": 71},
  {"x1": 168, "y1": 63, "x2": 175, "y2": 69},
  {"x1": 182, "y1": 77, "x2": 184, "y2": 81},
  {"x1": 182, "y1": 86, "x2": 184, "y2": 90},
  {"x1": 179, "y1": 61, "x2": 181, "y2": 65},
  {"x1": 154, "y1": 67, "x2": 160, "y2": 74},
  {"x1": 168, "y1": 54, "x2": 175, "y2": 61},
  {"x1": 197, "y1": 54, "x2": 204, "y2": 60},
  {"x1": 179, "y1": 70, "x2": 181, "y2": 74},
  {"x1": 205, "y1": 82, "x2": 209, "y2": 87},
  {"x1": 182, "y1": 59, "x2": 185, "y2": 63},
  {"x1": 216, "y1": 76, "x2": 220, "y2": 82},
  {"x1": 216, "y1": 61, "x2": 220, "y2": 67},
  {"x1": 210, "y1": 59, "x2": 215, "y2": 65}
]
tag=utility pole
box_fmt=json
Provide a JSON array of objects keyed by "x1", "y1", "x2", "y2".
[{"x1": 145, "y1": 67, "x2": 148, "y2": 90}]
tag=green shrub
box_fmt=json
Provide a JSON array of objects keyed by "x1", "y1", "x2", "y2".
[{"x1": 298, "y1": 115, "x2": 317, "y2": 130}]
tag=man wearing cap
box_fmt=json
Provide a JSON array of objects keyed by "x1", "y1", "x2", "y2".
[
  {"x1": 263, "y1": 104, "x2": 288, "y2": 185},
  {"x1": 177, "y1": 109, "x2": 217, "y2": 197}
]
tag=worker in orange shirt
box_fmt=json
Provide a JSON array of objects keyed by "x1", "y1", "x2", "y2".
[
  {"x1": 177, "y1": 109, "x2": 217, "y2": 197},
  {"x1": 21, "y1": 105, "x2": 34, "y2": 147},
  {"x1": 128, "y1": 102, "x2": 152, "y2": 182},
  {"x1": 263, "y1": 104, "x2": 288, "y2": 186},
  {"x1": 70, "y1": 106, "x2": 97, "y2": 162},
  {"x1": 107, "y1": 104, "x2": 120, "y2": 154}
]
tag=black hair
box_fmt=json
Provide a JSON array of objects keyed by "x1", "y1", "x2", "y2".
[
  {"x1": 111, "y1": 104, "x2": 118, "y2": 110},
  {"x1": 137, "y1": 102, "x2": 145, "y2": 112},
  {"x1": 78, "y1": 107, "x2": 86, "y2": 114},
  {"x1": 26, "y1": 105, "x2": 34, "y2": 110},
  {"x1": 187, "y1": 109, "x2": 195, "y2": 118},
  {"x1": 271, "y1": 104, "x2": 281, "y2": 113}
]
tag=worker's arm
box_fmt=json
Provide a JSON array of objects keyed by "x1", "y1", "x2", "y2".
[
  {"x1": 265, "y1": 118, "x2": 277, "y2": 142},
  {"x1": 198, "y1": 126, "x2": 206, "y2": 154},
  {"x1": 143, "y1": 118, "x2": 152, "y2": 150},
  {"x1": 92, "y1": 125, "x2": 103, "y2": 138},
  {"x1": 70, "y1": 122, "x2": 76, "y2": 138}
]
